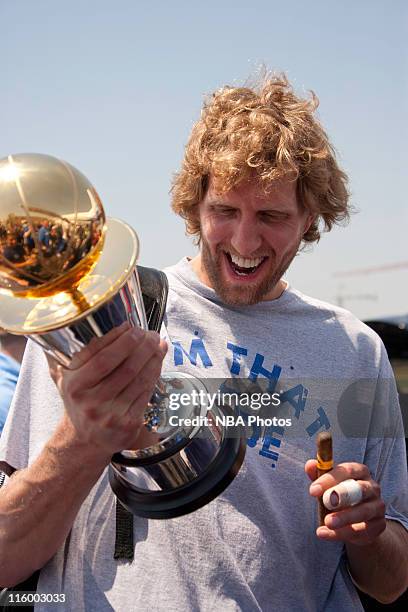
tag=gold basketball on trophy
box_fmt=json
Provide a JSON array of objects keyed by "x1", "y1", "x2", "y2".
[{"x1": 0, "y1": 153, "x2": 106, "y2": 295}]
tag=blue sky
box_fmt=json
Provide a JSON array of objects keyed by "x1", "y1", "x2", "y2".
[{"x1": 1, "y1": 0, "x2": 407, "y2": 319}]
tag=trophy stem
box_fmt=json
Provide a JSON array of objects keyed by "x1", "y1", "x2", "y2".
[{"x1": 68, "y1": 287, "x2": 93, "y2": 314}]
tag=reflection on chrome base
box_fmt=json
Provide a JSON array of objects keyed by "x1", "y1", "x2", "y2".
[{"x1": 109, "y1": 403, "x2": 246, "y2": 519}]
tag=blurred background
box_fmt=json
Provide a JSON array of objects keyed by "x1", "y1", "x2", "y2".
[{"x1": 0, "y1": 0, "x2": 406, "y2": 321}]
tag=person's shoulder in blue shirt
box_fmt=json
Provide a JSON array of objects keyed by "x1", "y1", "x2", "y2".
[
  {"x1": 0, "y1": 353, "x2": 20, "y2": 434},
  {"x1": 0, "y1": 334, "x2": 26, "y2": 435}
]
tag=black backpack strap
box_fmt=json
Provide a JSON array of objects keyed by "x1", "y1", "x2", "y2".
[
  {"x1": 114, "y1": 499, "x2": 134, "y2": 560},
  {"x1": 137, "y1": 265, "x2": 169, "y2": 333},
  {"x1": 114, "y1": 266, "x2": 168, "y2": 560}
]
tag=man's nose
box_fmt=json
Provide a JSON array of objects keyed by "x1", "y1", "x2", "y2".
[{"x1": 230, "y1": 219, "x2": 262, "y2": 256}]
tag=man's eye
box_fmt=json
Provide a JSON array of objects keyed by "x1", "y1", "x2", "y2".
[
  {"x1": 260, "y1": 213, "x2": 286, "y2": 223},
  {"x1": 214, "y1": 207, "x2": 235, "y2": 216}
]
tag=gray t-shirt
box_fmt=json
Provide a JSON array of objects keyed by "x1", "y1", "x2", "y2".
[{"x1": 1, "y1": 257, "x2": 407, "y2": 612}]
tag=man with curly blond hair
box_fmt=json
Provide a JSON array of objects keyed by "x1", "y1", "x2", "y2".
[{"x1": 1, "y1": 74, "x2": 407, "y2": 611}]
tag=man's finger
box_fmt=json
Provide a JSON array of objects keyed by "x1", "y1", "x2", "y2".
[
  {"x1": 70, "y1": 321, "x2": 131, "y2": 368},
  {"x1": 322, "y1": 479, "x2": 380, "y2": 510},
  {"x1": 305, "y1": 459, "x2": 318, "y2": 482},
  {"x1": 324, "y1": 497, "x2": 385, "y2": 530},
  {"x1": 69, "y1": 326, "x2": 150, "y2": 389},
  {"x1": 309, "y1": 462, "x2": 371, "y2": 496},
  {"x1": 74, "y1": 331, "x2": 163, "y2": 409},
  {"x1": 117, "y1": 352, "x2": 165, "y2": 408},
  {"x1": 316, "y1": 517, "x2": 386, "y2": 544}
]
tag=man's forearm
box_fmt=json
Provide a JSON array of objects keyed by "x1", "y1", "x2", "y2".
[
  {"x1": 0, "y1": 414, "x2": 110, "y2": 586},
  {"x1": 346, "y1": 520, "x2": 408, "y2": 604}
]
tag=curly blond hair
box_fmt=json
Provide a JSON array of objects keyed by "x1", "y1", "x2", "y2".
[{"x1": 171, "y1": 73, "x2": 350, "y2": 243}]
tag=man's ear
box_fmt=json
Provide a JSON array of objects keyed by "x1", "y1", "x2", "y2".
[
  {"x1": 303, "y1": 213, "x2": 316, "y2": 236},
  {"x1": 189, "y1": 206, "x2": 202, "y2": 246}
]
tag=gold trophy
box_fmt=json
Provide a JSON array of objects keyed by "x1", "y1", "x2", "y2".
[
  {"x1": 0, "y1": 153, "x2": 245, "y2": 519},
  {"x1": 0, "y1": 153, "x2": 147, "y2": 358}
]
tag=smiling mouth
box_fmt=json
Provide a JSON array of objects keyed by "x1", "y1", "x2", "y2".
[{"x1": 224, "y1": 251, "x2": 267, "y2": 277}]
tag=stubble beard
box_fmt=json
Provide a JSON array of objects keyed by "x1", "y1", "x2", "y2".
[{"x1": 200, "y1": 237, "x2": 301, "y2": 306}]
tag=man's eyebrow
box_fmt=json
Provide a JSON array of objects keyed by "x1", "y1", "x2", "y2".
[
  {"x1": 206, "y1": 200, "x2": 291, "y2": 213},
  {"x1": 258, "y1": 208, "x2": 290, "y2": 215},
  {"x1": 206, "y1": 200, "x2": 235, "y2": 207}
]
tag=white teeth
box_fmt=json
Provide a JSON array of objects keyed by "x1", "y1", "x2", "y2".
[{"x1": 228, "y1": 253, "x2": 264, "y2": 268}]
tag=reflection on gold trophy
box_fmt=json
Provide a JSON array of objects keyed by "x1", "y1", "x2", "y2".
[{"x1": 0, "y1": 154, "x2": 105, "y2": 299}]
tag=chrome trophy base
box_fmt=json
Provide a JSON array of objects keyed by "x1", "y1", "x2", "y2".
[{"x1": 109, "y1": 403, "x2": 246, "y2": 519}]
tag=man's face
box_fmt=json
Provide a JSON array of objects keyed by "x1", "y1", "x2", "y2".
[{"x1": 196, "y1": 178, "x2": 313, "y2": 305}]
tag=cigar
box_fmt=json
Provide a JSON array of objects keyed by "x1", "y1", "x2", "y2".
[{"x1": 316, "y1": 431, "x2": 333, "y2": 526}]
